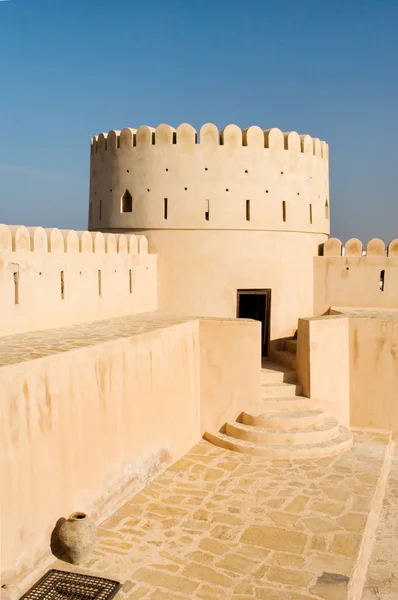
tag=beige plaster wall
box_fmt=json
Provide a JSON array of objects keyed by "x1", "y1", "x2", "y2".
[
  {"x1": 199, "y1": 318, "x2": 261, "y2": 433},
  {"x1": 297, "y1": 316, "x2": 350, "y2": 426},
  {"x1": 314, "y1": 238, "x2": 398, "y2": 314},
  {"x1": 349, "y1": 315, "x2": 398, "y2": 431},
  {"x1": 0, "y1": 225, "x2": 156, "y2": 335},
  {"x1": 89, "y1": 123, "x2": 330, "y2": 236},
  {"x1": 297, "y1": 313, "x2": 398, "y2": 432},
  {"x1": 125, "y1": 229, "x2": 326, "y2": 342},
  {"x1": 0, "y1": 315, "x2": 260, "y2": 583}
]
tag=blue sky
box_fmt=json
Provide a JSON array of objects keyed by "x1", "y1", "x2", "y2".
[{"x1": 0, "y1": 0, "x2": 397, "y2": 242}]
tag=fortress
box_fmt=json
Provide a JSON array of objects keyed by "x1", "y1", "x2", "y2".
[{"x1": 1, "y1": 123, "x2": 397, "y2": 599}]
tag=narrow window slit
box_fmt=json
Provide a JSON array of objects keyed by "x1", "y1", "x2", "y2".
[
  {"x1": 246, "y1": 200, "x2": 251, "y2": 221},
  {"x1": 60, "y1": 271, "x2": 65, "y2": 299},
  {"x1": 325, "y1": 199, "x2": 329, "y2": 219},
  {"x1": 98, "y1": 270, "x2": 102, "y2": 297},
  {"x1": 309, "y1": 204, "x2": 313, "y2": 224},
  {"x1": 380, "y1": 270, "x2": 385, "y2": 292},
  {"x1": 205, "y1": 199, "x2": 210, "y2": 221},
  {"x1": 164, "y1": 198, "x2": 168, "y2": 220},
  {"x1": 129, "y1": 269, "x2": 132, "y2": 294},
  {"x1": 282, "y1": 201, "x2": 286, "y2": 222},
  {"x1": 13, "y1": 272, "x2": 19, "y2": 305}
]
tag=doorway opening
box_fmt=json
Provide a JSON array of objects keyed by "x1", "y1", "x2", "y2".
[{"x1": 237, "y1": 289, "x2": 271, "y2": 357}]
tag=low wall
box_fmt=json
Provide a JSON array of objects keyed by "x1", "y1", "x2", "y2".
[
  {"x1": 0, "y1": 313, "x2": 260, "y2": 584},
  {"x1": 0, "y1": 225, "x2": 157, "y2": 335},
  {"x1": 314, "y1": 237, "x2": 398, "y2": 314},
  {"x1": 297, "y1": 311, "x2": 398, "y2": 432},
  {"x1": 199, "y1": 318, "x2": 261, "y2": 433}
]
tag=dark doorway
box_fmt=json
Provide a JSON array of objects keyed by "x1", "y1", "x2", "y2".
[{"x1": 237, "y1": 289, "x2": 271, "y2": 357}]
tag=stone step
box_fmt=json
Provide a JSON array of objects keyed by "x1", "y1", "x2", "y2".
[
  {"x1": 242, "y1": 408, "x2": 325, "y2": 430},
  {"x1": 227, "y1": 416, "x2": 339, "y2": 445},
  {"x1": 260, "y1": 361, "x2": 296, "y2": 384},
  {"x1": 284, "y1": 338, "x2": 297, "y2": 354},
  {"x1": 204, "y1": 427, "x2": 353, "y2": 459},
  {"x1": 270, "y1": 349, "x2": 296, "y2": 370},
  {"x1": 258, "y1": 396, "x2": 314, "y2": 411},
  {"x1": 261, "y1": 382, "x2": 303, "y2": 398}
]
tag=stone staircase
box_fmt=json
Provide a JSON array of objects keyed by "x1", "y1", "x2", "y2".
[{"x1": 204, "y1": 341, "x2": 353, "y2": 459}]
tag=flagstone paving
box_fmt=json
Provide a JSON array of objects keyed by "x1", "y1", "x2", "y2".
[{"x1": 36, "y1": 431, "x2": 394, "y2": 600}]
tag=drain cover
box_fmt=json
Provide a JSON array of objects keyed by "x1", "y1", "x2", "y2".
[{"x1": 20, "y1": 570, "x2": 121, "y2": 600}]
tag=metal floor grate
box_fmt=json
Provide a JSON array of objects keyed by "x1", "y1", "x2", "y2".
[{"x1": 19, "y1": 570, "x2": 121, "y2": 600}]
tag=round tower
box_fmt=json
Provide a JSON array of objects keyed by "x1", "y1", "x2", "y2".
[{"x1": 88, "y1": 123, "x2": 329, "y2": 347}]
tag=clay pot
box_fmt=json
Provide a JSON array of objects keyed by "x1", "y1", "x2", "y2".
[{"x1": 58, "y1": 512, "x2": 98, "y2": 564}]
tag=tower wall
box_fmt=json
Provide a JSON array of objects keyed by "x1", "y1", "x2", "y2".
[
  {"x1": 89, "y1": 123, "x2": 330, "y2": 339},
  {"x1": 89, "y1": 123, "x2": 330, "y2": 234}
]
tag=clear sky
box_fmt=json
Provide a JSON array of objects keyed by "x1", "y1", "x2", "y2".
[{"x1": 0, "y1": 0, "x2": 397, "y2": 242}]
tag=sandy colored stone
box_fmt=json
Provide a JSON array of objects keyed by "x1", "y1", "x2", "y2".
[
  {"x1": 199, "y1": 537, "x2": 230, "y2": 555},
  {"x1": 312, "y1": 501, "x2": 346, "y2": 517},
  {"x1": 256, "y1": 587, "x2": 314, "y2": 599},
  {"x1": 182, "y1": 563, "x2": 233, "y2": 587},
  {"x1": 337, "y1": 512, "x2": 367, "y2": 533},
  {"x1": 310, "y1": 535, "x2": 327, "y2": 552},
  {"x1": 196, "y1": 585, "x2": 227, "y2": 600},
  {"x1": 188, "y1": 551, "x2": 215, "y2": 565},
  {"x1": 241, "y1": 525, "x2": 307, "y2": 554},
  {"x1": 126, "y1": 588, "x2": 149, "y2": 600},
  {"x1": 270, "y1": 551, "x2": 306, "y2": 569},
  {"x1": 307, "y1": 552, "x2": 354, "y2": 576},
  {"x1": 204, "y1": 469, "x2": 224, "y2": 481},
  {"x1": 284, "y1": 495, "x2": 310, "y2": 513},
  {"x1": 216, "y1": 553, "x2": 258, "y2": 574},
  {"x1": 266, "y1": 566, "x2": 315, "y2": 587},
  {"x1": 330, "y1": 533, "x2": 361, "y2": 558},
  {"x1": 132, "y1": 567, "x2": 199, "y2": 594}
]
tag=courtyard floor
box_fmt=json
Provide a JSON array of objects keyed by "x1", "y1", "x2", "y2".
[{"x1": 31, "y1": 431, "x2": 397, "y2": 600}]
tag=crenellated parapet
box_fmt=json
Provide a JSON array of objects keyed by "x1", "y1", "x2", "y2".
[
  {"x1": 0, "y1": 224, "x2": 148, "y2": 254},
  {"x1": 0, "y1": 225, "x2": 156, "y2": 336},
  {"x1": 314, "y1": 237, "x2": 398, "y2": 313},
  {"x1": 89, "y1": 122, "x2": 330, "y2": 235},
  {"x1": 322, "y1": 237, "x2": 398, "y2": 257}
]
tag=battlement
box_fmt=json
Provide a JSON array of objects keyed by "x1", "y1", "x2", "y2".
[
  {"x1": 89, "y1": 122, "x2": 330, "y2": 235},
  {"x1": 0, "y1": 225, "x2": 156, "y2": 336},
  {"x1": 91, "y1": 123, "x2": 328, "y2": 158},
  {"x1": 322, "y1": 237, "x2": 398, "y2": 257},
  {"x1": 0, "y1": 224, "x2": 148, "y2": 254}
]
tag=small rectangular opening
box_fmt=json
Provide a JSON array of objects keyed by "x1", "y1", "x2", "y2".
[
  {"x1": 98, "y1": 270, "x2": 102, "y2": 296},
  {"x1": 99, "y1": 200, "x2": 102, "y2": 220},
  {"x1": 282, "y1": 201, "x2": 286, "y2": 222},
  {"x1": 309, "y1": 204, "x2": 313, "y2": 224},
  {"x1": 129, "y1": 269, "x2": 132, "y2": 294},
  {"x1": 246, "y1": 200, "x2": 251, "y2": 221},
  {"x1": 164, "y1": 198, "x2": 168, "y2": 220},
  {"x1": 380, "y1": 270, "x2": 385, "y2": 292},
  {"x1": 13, "y1": 272, "x2": 19, "y2": 305},
  {"x1": 205, "y1": 199, "x2": 210, "y2": 221},
  {"x1": 237, "y1": 289, "x2": 271, "y2": 357},
  {"x1": 325, "y1": 199, "x2": 329, "y2": 219},
  {"x1": 60, "y1": 271, "x2": 65, "y2": 299}
]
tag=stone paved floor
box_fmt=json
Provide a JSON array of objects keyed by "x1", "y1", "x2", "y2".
[
  {"x1": 0, "y1": 312, "x2": 194, "y2": 366},
  {"x1": 39, "y1": 431, "x2": 393, "y2": 600},
  {"x1": 362, "y1": 441, "x2": 398, "y2": 600}
]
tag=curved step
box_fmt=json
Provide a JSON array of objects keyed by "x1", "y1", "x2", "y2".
[
  {"x1": 261, "y1": 382, "x2": 303, "y2": 398},
  {"x1": 243, "y1": 409, "x2": 325, "y2": 430},
  {"x1": 259, "y1": 396, "x2": 314, "y2": 411},
  {"x1": 226, "y1": 416, "x2": 340, "y2": 446},
  {"x1": 204, "y1": 427, "x2": 353, "y2": 459}
]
